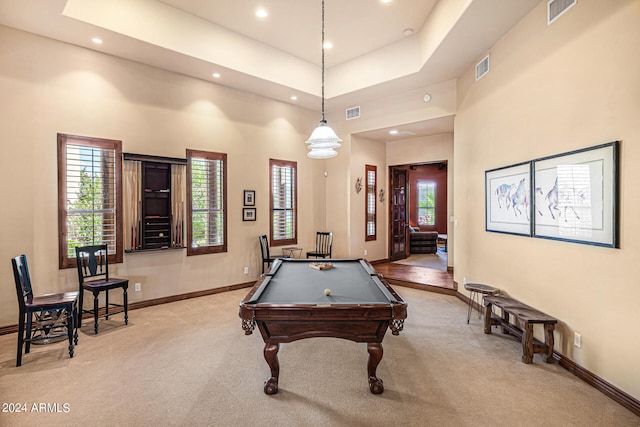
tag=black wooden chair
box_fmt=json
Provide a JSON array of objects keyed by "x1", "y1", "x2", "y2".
[
  {"x1": 75, "y1": 245, "x2": 129, "y2": 334},
  {"x1": 306, "y1": 232, "x2": 333, "y2": 258},
  {"x1": 259, "y1": 235, "x2": 283, "y2": 274},
  {"x1": 12, "y1": 254, "x2": 78, "y2": 367}
]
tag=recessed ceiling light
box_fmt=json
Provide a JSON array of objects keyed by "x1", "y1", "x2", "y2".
[
  {"x1": 323, "y1": 41, "x2": 333, "y2": 49},
  {"x1": 91, "y1": 37, "x2": 103, "y2": 44},
  {"x1": 212, "y1": 73, "x2": 221, "y2": 78},
  {"x1": 389, "y1": 130, "x2": 399, "y2": 135},
  {"x1": 423, "y1": 94, "x2": 431, "y2": 103},
  {"x1": 381, "y1": 0, "x2": 393, "y2": 3},
  {"x1": 290, "y1": 95, "x2": 298, "y2": 101},
  {"x1": 403, "y1": 28, "x2": 414, "y2": 36},
  {"x1": 255, "y1": 9, "x2": 268, "y2": 18}
]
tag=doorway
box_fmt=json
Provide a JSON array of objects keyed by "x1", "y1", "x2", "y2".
[
  {"x1": 389, "y1": 167, "x2": 408, "y2": 261},
  {"x1": 388, "y1": 162, "x2": 448, "y2": 270}
]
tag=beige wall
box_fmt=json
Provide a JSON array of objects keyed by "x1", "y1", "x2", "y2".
[
  {"x1": 2, "y1": 0, "x2": 639, "y2": 403},
  {"x1": 0, "y1": 25, "x2": 327, "y2": 326},
  {"x1": 454, "y1": 0, "x2": 640, "y2": 399},
  {"x1": 349, "y1": 135, "x2": 387, "y2": 262}
]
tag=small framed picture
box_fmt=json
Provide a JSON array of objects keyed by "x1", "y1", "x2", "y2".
[
  {"x1": 243, "y1": 208, "x2": 256, "y2": 221},
  {"x1": 244, "y1": 190, "x2": 256, "y2": 206}
]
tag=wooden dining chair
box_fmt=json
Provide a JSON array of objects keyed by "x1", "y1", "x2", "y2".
[
  {"x1": 306, "y1": 232, "x2": 333, "y2": 258},
  {"x1": 75, "y1": 245, "x2": 129, "y2": 334},
  {"x1": 12, "y1": 254, "x2": 79, "y2": 367},
  {"x1": 259, "y1": 235, "x2": 283, "y2": 274}
]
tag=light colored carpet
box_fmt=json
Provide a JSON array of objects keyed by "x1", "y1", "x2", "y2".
[
  {"x1": 393, "y1": 251, "x2": 448, "y2": 271},
  {"x1": 0, "y1": 287, "x2": 637, "y2": 426}
]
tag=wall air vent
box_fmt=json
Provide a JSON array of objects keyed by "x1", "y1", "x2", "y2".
[
  {"x1": 346, "y1": 106, "x2": 360, "y2": 120},
  {"x1": 475, "y1": 55, "x2": 489, "y2": 81},
  {"x1": 548, "y1": 0, "x2": 576, "y2": 26}
]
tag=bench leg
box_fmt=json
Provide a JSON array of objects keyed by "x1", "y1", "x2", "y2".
[
  {"x1": 501, "y1": 311, "x2": 510, "y2": 335},
  {"x1": 544, "y1": 323, "x2": 555, "y2": 363},
  {"x1": 521, "y1": 324, "x2": 534, "y2": 364},
  {"x1": 483, "y1": 302, "x2": 493, "y2": 334}
]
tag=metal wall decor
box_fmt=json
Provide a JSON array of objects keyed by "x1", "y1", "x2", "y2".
[
  {"x1": 379, "y1": 188, "x2": 385, "y2": 203},
  {"x1": 355, "y1": 177, "x2": 362, "y2": 193}
]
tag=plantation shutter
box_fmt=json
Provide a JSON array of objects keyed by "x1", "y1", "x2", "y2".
[
  {"x1": 58, "y1": 134, "x2": 123, "y2": 268},
  {"x1": 187, "y1": 150, "x2": 227, "y2": 255},
  {"x1": 366, "y1": 165, "x2": 377, "y2": 241},
  {"x1": 270, "y1": 159, "x2": 297, "y2": 245}
]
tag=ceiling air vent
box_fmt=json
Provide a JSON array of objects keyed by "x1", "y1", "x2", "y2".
[
  {"x1": 391, "y1": 131, "x2": 416, "y2": 138},
  {"x1": 346, "y1": 106, "x2": 360, "y2": 120},
  {"x1": 475, "y1": 55, "x2": 489, "y2": 81},
  {"x1": 548, "y1": 0, "x2": 576, "y2": 26}
]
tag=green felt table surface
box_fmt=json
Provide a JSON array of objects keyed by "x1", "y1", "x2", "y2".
[{"x1": 252, "y1": 259, "x2": 394, "y2": 305}]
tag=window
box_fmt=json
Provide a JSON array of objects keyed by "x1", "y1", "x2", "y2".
[
  {"x1": 57, "y1": 133, "x2": 123, "y2": 269},
  {"x1": 417, "y1": 180, "x2": 436, "y2": 226},
  {"x1": 270, "y1": 159, "x2": 297, "y2": 246},
  {"x1": 366, "y1": 165, "x2": 377, "y2": 241},
  {"x1": 186, "y1": 150, "x2": 227, "y2": 256}
]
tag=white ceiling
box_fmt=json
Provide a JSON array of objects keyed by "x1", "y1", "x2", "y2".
[
  {"x1": 159, "y1": 0, "x2": 439, "y2": 67},
  {"x1": 0, "y1": 0, "x2": 541, "y2": 142}
]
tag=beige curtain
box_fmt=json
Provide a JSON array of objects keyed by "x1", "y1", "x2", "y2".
[
  {"x1": 123, "y1": 160, "x2": 142, "y2": 251},
  {"x1": 171, "y1": 164, "x2": 186, "y2": 247}
]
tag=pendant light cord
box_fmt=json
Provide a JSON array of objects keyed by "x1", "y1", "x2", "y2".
[{"x1": 321, "y1": 0, "x2": 326, "y2": 124}]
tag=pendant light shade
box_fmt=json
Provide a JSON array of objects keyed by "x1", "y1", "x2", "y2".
[
  {"x1": 306, "y1": 120, "x2": 342, "y2": 150},
  {"x1": 307, "y1": 148, "x2": 338, "y2": 159},
  {"x1": 306, "y1": 0, "x2": 341, "y2": 159}
]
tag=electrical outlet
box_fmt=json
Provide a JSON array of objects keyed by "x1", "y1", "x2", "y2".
[
  {"x1": 135, "y1": 283, "x2": 141, "y2": 292},
  {"x1": 574, "y1": 332, "x2": 582, "y2": 348},
  {"x1": 243, "y1": 266, "x2": 249, "y2": 275},
  {"x1": 364, "y1": 250, "x2": 368, "y2": 256}
]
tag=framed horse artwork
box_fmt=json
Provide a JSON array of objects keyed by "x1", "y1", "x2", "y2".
[
  {"x1": 532, "y1": 141, "x2": 619, "y2": 248},
  {"x1": 485, "y1": 161, "x2": 533, "y2": 236}
]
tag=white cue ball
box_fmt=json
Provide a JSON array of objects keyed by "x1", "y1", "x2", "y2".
[{"x1": 324, "y1": 288, "x2": 331, "y2": 296}]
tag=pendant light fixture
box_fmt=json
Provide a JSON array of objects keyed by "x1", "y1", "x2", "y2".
[{"x1": 306, "y1": 0, "x2": 342, "y2": 159}]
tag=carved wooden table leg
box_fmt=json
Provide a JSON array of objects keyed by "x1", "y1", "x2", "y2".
[
  {"x1": 544, "y1": 323, "x2": 555, "y2": 363},
  {"x1": 521, "y1": 323, "x2": 534, "y2": 364},
  {"x1": 367, "y1": 342, "x2": 384, "y2": 394},
  {"x1": 263, "y1": 343, "x2": 280, "y2": 395}
]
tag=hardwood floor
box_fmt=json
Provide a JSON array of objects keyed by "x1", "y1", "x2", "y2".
[{"x1": 373, "y1": 261, "x2": 457, "y2": 295}]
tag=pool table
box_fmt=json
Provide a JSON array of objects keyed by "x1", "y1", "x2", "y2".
[{"x1": 238, "y1": 258, "x2": 407, "y2": 395}]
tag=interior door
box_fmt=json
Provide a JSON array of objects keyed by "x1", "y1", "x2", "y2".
[{"x1": 389, "y1": 167, "x2": 408, "y2": 261}]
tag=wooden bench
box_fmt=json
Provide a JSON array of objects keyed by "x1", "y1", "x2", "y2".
[{"x1": 483, "y1": 295, "x2": 557, "y2": 364}]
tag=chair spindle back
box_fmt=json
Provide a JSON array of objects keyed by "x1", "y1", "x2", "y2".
[{"x1": 75, "y1": 244, "x2": 110, "y2": 281}]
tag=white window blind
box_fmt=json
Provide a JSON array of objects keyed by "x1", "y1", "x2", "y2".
[
  {"x1": 58, "y1": 134, "x2": 122, "y2": 268},
  {"x1": 366, "y1": 165, "x2": 377, "y2": 241},
  {"x1": 187, "y1": 150, "x2": 226, "y2": 255},
  {"x1": 271, "y1": 160, "x2": 297, "y2": 244},
  {"x1": 417, "y1": 180, "x2": 436, "y2": 226}
]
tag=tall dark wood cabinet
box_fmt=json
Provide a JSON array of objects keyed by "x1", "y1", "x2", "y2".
[
  {"x1": 123, "y1": 153, "x2": 186, "y2": 253},
  {"x1": 142, "y1": 162, "x2": 171, "y2": 250}
]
